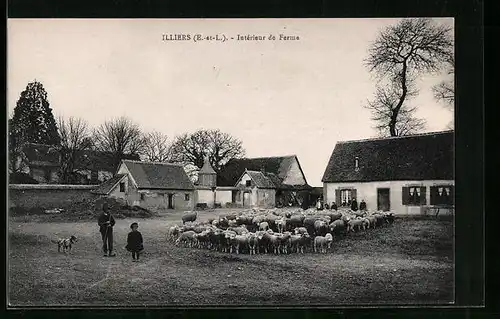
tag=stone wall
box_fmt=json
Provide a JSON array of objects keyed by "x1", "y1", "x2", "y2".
[{"x1": 9, "y1": 184, "x2": 98, "y2": 210}]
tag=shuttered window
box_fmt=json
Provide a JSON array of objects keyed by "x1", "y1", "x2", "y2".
[
  {"x1": 402, "y1": 186, "x2": 426, "y2": 206},
  {"x1": 430, "y1": 185, "x2": 454, "y2": 205}
]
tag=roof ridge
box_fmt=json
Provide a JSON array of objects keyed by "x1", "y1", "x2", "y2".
[
  {"x1": 237, "y1": 155, "x2": 296, "y2": 160},
  {"x1": 246, "y1": 169, "x2": 265, "y2": 174},
  {"x1": 338, "y1": 130, "x2": 454, "y2": 144},
  {"x1": 122, "y1": 159, "x2": 184, "y2": 167},
  {"x1": 24, "y1": 142, "x2": 57, "y2": 147}
]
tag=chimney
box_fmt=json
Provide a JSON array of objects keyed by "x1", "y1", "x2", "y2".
[{"x1": 355, "y1": 157, "x2": 359, "y2": 171}]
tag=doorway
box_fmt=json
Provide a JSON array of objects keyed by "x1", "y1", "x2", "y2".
[
  {"x1": 243, "y1": 192, "x2": 251, "y2": 208},
  {"x1": 167, "y1": 194, "x2": 174, "y2": 209},
  {"x1": 377, "y1": 188, "x2": 390, "y2": 211}
]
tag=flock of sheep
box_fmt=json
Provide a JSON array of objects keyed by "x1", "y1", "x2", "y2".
[{"x1": 167, "y1": 208, "x2": 395, "y2": 254}]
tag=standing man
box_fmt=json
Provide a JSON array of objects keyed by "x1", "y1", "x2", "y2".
[
  {"x1": 351, "y1": 198, "x2": 358, "y2": 212},
  {"x1": 98, "y1": 202, "x2": 116, "y2": 257}
]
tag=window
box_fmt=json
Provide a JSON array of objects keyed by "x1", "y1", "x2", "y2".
[
  {"x1": 336, "y1": 188, "x2": 357, "y2": 206},
  {"x1": 140, "y1": 193, "x2": 145, "y2": 201},
  {"x1": 402, "y1": 186, "x2": 426, "y2": 206},
  {"x1": 430, "y1": 185, "x2": 454, "y2": 206},
  {"x1": 119, "y1": 182, "x2": 126, "y2": 193},
  {"x1": 245, "y1": 180, "x2": 251, "y2": 187},
  {"x1": 185, "y1": 193, "x2": 190, "y2": 201}
]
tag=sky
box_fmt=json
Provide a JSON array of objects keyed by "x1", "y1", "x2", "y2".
[{"x1": 7, "y1": 18, "x2": 454, "y2": 186}]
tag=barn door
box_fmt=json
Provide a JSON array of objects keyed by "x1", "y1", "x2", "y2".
[{"x1": 377, "y1": 188, "x2": 390, "y2": 211}]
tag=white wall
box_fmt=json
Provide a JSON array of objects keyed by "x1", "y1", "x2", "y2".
[
  {"x1": 324, "y1": 180, "x2": 454, "y2": 215},
  {"x1": 216, "y1": 190, "x2": 232, "y2": 206},
  {"x1": 197, "y1": 189, "x2": 215, "y2": 206},
  {"x1": 238, "y1": 173, "x2": 252, "y2": 186},
  {"x1": 283, "y1": 158, "x2": 306, "y2": 185},
  {"x1": 108, "y1": 176, "x2": 128, "y2": 200}
]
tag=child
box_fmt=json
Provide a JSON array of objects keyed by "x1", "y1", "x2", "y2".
[{"x1": 126, "y1": 222, "x2": 144, "y2": 262}]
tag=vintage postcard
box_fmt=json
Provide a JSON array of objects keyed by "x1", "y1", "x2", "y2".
[{"x1": 7, "y1": 18, "x2": 456, "y2": 307}]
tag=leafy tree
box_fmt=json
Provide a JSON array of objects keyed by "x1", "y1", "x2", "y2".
[
  {"x1": 8, "y1": 119, "x2": 25, "y2": 173},
  {"x1": 365, "y1": 18, "x2": 453, "y2": 136},
  {"x1": 9, "y1": 81, "x2": 60, "y2": 172},
  {"x1": 10, "y1": 81, "x2": 60, "y2": 145}
]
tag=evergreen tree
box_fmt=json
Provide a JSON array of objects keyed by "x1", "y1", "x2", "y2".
[{"x1": 10, "y1": 81, "x2": 60, "y2": 146}]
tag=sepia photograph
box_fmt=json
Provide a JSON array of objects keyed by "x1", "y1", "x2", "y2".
[{"x1": 7, "y1": 18, "x2": 455, "y2": 307}]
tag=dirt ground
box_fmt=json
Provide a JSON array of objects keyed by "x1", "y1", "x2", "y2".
[{"x1": 8, "y1": 210, "x2": 454, "y2": 306}]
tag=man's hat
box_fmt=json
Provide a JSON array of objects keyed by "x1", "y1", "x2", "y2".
[{"x1": 130, "y1": 222, "x2": 138, "y2": 229}]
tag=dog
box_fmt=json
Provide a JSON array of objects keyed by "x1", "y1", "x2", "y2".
[{"x1": 51, "y1": 235, "x2": 78, "y2": 253}]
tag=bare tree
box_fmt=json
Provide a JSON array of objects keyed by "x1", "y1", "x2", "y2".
[
  {"x1": 365, "y1": 82, "x2": 426, "y2": 136},
  {"x1": 93, "y1": 117, "x2": 144, "y2": 171},
  {"x1": 142, "y1": 131, "x2": 173, "y2": 162},
  {"x1": 432, "y1": 56, "x2": 455, "y2": 108},
  {"x1": 57, "y1": 116, "x2": 93, "y2": 183},
  {"x1": 170, "y1": 129, "x2": 245, "y2": 179},
  {"x1": 365, "y1": 18, "x2": 453, "y2": 136}
]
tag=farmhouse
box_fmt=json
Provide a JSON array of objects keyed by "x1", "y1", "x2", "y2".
[
  {"x1": 217, "y1": 155, "x2": 312, "y2": 208},
  {"x1": 17, "y1": 143, "x2": 60, "y2": 183},
  {"x1": 92, "y1": 160, "x2": 195, "y2": 210},
  {"x1": 14, "y1": 143, "x2": 139, "y2": 184},
  {"x1": 321, "y1": 130, "x2": 454, "y2": 215}
]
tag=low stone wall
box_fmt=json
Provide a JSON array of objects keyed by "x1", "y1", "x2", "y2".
[{"x1": 8, "y1": 184, "x2": 98, "y2": 210}]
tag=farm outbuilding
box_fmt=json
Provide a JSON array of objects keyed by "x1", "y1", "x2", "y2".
[
  {"x1": 92, "y1": 160, "x2": 195, "y2": 210},
  {"x1": 321, "y1": 130, "x2": 454, "y2": 215},
  {"x1": 217, "y1": 155, "x2": 313, "y2": 208},
  {"x1": 193, "y1": 157, "x2": 236, "y2": 208}
]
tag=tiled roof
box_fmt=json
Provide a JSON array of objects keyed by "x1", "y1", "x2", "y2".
[
  {"x1": 245, "y1": 170, "x2": 276, "y2": 189},
  {"x1": 123, "y1": 160, "x2": 195, "y2": 190},
  {"x1": 22, "y1": 143, "x2": 140, "y2": 172},
  {"x1": 22, "y1": 143, "x2": 59, "y2": 167},
  {"x1": 75, "y1": 151, "x2": 139, "y2": 173},
  {"x1": 91, "y1": 174, "x2": 127, "y2": 195},
  {"x1": 217, "y1": 156, "x2": 296, "y2": 186},
  {"x1": 321, "y1": 130, "x2": 454, "y2": 183},
  {"x1": 199, "y1": 157, "x2": 216, "y2": 174}
]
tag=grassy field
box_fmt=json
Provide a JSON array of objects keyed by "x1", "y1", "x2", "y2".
[{"x1": 8, "y1": 210, "x2": 454, "y2": 306}]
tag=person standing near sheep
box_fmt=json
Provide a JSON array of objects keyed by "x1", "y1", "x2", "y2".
[
  {"x1": 97, "y1": 202, "x2": 116, "y2": 257},
  {"x1": 126, "y1": 222, "x2": 144, "y2": 262},
  {"x1": 359, "y1": 199, "x2": 367, "y2": 211},
  {"x1": 351, "y1": 198, "x2": 359, "y2": 211}
]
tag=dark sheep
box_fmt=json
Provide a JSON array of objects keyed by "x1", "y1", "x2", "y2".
[{"x1": 182, "y1": 211, "x2": 198, "y2": 224}]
